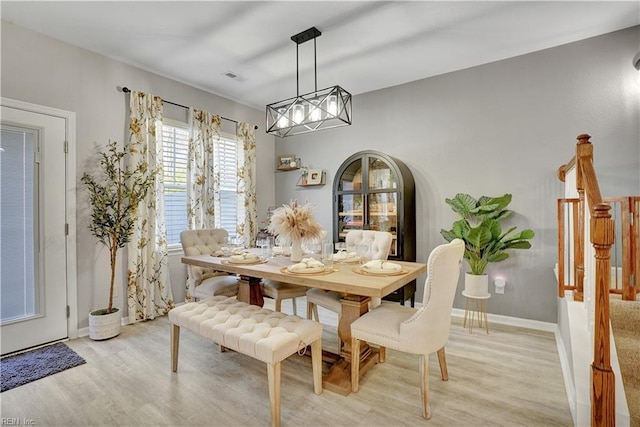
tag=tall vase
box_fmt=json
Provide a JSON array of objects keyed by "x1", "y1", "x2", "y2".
[{"x1": 291, "y1": 239, "x2": 303, "y2": 262}]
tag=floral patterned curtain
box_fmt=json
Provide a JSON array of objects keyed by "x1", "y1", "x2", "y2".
[
  {"x1": 237, "y1": 122, "x2": 258, "y2": 246},
  {"x1": 127, "y1": 91, "x2": 174, "y2": 322},
  {"x1": 184, "y1": 112, "x2": 257, "y2": 300},
  {"x1": 187, "y1": 108, "x2": 221, "y2": 229}
]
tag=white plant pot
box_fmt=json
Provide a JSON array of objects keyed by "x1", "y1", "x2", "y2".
[
  {"x1": 464, "y1": 273, "x2": 489, "y2": 297},
  {"x1": 89, "y1": 308, "x2": 121, "y2": 340}
]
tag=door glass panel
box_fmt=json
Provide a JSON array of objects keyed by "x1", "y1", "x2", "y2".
[
  {"x1": 337, "y1": 159, "x2": 362, "y2": 191},
  {"x1": 368, "y1": 157, "x2": 395, "y2": 190},
  {"x1": 337, "y1": 194, "x2": 363, "y2": 241},
  {"x1": 1, "y1": 126, "x2": 39, "y2": 323},
  {"x1": 369, "y1": 192, "x2": 398, "y2": 256}
]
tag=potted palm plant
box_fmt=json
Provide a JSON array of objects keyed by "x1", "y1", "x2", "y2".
[
  {"x1": 440, "y1": 193, "x2": 534, "y2": 296},
  {"x1": 82, "y1": 141, "x2": 155, "y2": 340}
]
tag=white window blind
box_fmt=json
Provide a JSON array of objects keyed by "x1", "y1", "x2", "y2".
[
  {"x1": 215, "y1": 137, "x2": 239, "y2": 239},
  {"x1": 162, "y1": 124, "x2": 189, "y2": 245},
  {"x1": 161, "y1": 124, "x2": 242, "y2": 245}
]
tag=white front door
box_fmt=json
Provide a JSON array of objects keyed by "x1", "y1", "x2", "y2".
[{"x1": 1, "y1": 104, "x2": 69, "y2": 355}]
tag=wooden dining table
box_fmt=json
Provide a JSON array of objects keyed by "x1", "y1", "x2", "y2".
[{"x1": 181, "y1": 253, "x2": 426, "y2": 395}]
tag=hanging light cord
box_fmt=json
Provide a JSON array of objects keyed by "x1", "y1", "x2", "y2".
[{"x1": 314, "y1": 37, "x2": 318, "y2": 93}]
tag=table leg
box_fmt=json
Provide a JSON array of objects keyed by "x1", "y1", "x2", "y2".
[
  {"x1": 336, "y1": 296, "x2": 366, "y2": 358},
  {"x1": 237, "y1": 275, "x2": 264, "y2": 307},
  {"x1": 322, "y1": 294, "x2": 380, "y2": 396}
]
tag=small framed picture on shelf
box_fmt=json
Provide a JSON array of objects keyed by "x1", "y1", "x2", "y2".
[
  {"x1": 277, "y1": 154, "x2": 296, "y2": 170},
  {"x1": 307, "y1": 169, "x2": 323, "y2": 185}
]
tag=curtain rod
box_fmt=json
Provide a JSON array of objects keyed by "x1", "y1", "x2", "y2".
[{"x1": 120, "y1": 87, "x2": 258, "y2": 130}]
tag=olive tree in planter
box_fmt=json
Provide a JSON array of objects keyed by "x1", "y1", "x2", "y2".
[
  {"x1": 440, "y1": 193, "x2": 535, "y2": 296},
  {"x1": 82, "y1": 141, "x2": 155, "y2": 340}
]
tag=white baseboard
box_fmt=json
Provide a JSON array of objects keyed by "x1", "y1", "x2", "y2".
[
  {"x1": 75, "y1": 302, "x2": 555, "y2": 336},
  {"x1": 450, "y1": 307, "x2": 557, "y2": 332}
]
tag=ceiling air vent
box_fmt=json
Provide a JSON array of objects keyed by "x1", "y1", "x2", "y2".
[{"x1": 223, "y1": 71, "x2": 244, "y2": 81}]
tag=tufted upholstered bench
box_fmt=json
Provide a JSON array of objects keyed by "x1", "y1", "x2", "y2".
[{"x1": 169, "y1": 296, "x2": 323, "y2": 427}]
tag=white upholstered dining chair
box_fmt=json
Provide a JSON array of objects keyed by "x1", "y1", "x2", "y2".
[
  {"x1": 306, "y1": 230, "x2": 393, "y2": 350},
  {"x1": 261, "y1": 279, "x2": 308, "y2": 315},
  {"x1": 350, "y1": 238, "x2": 464, "y2": 420},
  {"x1": 180, "y1": 229, "x2": 239, "y2": 301}
]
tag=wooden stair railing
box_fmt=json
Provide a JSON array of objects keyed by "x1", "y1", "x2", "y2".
[
  {"x1": 557, "y1": 196, "x2": 639, "y2": 300},
  {"x1": 558, "y1": 134, "x2": 615, "y2": 427},
  {"x1": 603, "y1": 196, "x2": 639, "y2": 301},
  {"x1": 557, "y1": 197, "x2": 579, "y2": 297}
]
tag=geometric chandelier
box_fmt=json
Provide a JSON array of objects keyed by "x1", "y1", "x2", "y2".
[{"x1": 266, "y1": 27, "x2": 352, "y2": 138}]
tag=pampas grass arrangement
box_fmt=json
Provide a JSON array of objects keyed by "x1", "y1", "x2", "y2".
[{"x1": 267, "y1": 200, "x2": 323, "y2": 245}]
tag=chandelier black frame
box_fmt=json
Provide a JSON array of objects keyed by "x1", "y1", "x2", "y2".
[{"x1": 266, "y1": 27, "x2": 352, "y2": 138}]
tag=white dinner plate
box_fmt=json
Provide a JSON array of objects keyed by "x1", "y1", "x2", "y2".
[
  {"x1": 228, "y1": 256, "x2": 262, "y2": 264},
  {"x1": 286, "y1": 265, "x2": 325, "y2": 274},
  {"x1": 362, "y1": 262, "x2": 402, "y2": 274}
]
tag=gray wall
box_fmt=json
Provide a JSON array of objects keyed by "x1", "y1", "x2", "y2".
[
  {"x1": 2, "y1": 20, "x2": 638, "y2": 327},
  {"x1": 275, "y1": 26, "x2": 640, "y2": 323},
  {"x1": 1, "y1": 21, "x2": 276, "y2": 328}
]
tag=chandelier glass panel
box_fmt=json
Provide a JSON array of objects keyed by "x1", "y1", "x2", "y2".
[{"x1": 266, "y1": 27, "x2": 352, "y2": 138}]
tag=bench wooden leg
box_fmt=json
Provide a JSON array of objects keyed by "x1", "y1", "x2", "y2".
[
  {"x1": 437, "y1": 347, "x2": 448, "y2": 381},
  {"x1": 267, "y1": 362, "x2": 281, "y2": 427},
  {"x1": 311, "y1": 339, "x2": 323, "y2": 395},
  {"x1": 171, "y1": 324, "x2": 180, "y2": 372}
]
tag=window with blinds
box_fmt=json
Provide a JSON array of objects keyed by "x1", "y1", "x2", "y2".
[
  {"x1": 162, "y1": 124, "x2": 189, "y2": 245},
  {"x1": 214, "y1": 137, "x2": 239, "y2": 239},
  {"x1": 161, "y1": 123, "x2": 241, "y2": 246}
]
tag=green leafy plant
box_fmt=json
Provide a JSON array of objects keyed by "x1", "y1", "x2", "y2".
[
  {"x1": 440, "y1": 193, "x2": 534, "y2": 275},
  {"x1": 81, "y1": 141, "x2": 156, "y2": 314}
]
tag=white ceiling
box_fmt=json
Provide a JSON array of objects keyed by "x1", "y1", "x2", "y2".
[{"x1": 2, "y1": 1, "x2": 639, "y2": 110}]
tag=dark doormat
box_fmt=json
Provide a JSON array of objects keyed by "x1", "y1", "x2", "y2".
[{"x1": 1, "y1": 342, "x2": 86, "y2": 392}]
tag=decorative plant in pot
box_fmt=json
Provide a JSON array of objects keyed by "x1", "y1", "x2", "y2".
[
  {"x1": 82, "y1": 141, "x2": 156, "y2": 340},
  {"x1": 440, "y1": 193, "x2": 535, "y2": 296}
]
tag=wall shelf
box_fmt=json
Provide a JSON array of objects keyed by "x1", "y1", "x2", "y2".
[
  {"x1": 277, "y1": 154, "x2": 299, "y2": 171},
  {"x1": 297, "y1": 170, "x2": 325, "y2": 186}
]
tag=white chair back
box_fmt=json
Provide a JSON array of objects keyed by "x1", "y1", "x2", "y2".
[
  {"x1": 345, "y1": 230, "x2": 393, "y2": 260},
  {"x1": 180, "y1": 229, "x2": 229, "y2": 294},
  {"x1": 399, "y1": 239, "x2": 464, "y2": 354}
]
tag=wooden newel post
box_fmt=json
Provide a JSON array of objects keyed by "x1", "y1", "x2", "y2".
[{"x1": 590, "y1": 202, "x2": 616, "y2": 427}]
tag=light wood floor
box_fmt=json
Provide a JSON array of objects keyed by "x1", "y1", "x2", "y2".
[{"x1": 1, "y1": 298, "x2": 573, "y2": 426}]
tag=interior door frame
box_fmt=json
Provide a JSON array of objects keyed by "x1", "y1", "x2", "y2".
[{"x1": 1, "y1": 97, "x2": 78, "y2": 340}]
